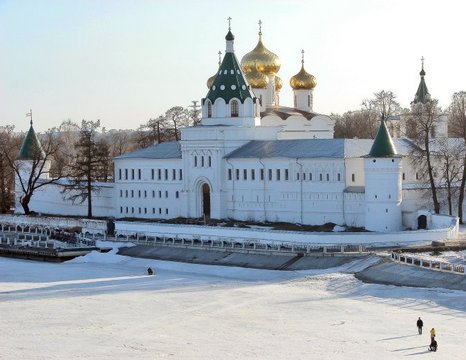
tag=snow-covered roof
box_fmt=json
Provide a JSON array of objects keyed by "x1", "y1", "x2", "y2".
[
  {"x1": 114, "y1": 141, "x2": 181, "y2": 160},
  {"x1": 225, "y1": 139, "x2": 411, "y2": 160}
]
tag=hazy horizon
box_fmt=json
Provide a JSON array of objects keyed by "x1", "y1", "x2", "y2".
[{"x1": 1, "y1": 0, "x2": 465, "y2": 132}]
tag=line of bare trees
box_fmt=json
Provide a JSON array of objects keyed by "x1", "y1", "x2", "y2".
[{"x1": 0, "y1": 105, "x2": 198, "y2": 217}]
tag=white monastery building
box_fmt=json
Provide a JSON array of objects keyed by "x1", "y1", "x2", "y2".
[{"x1": 15, "y1": 23, "x2": 461, "y2": 233}]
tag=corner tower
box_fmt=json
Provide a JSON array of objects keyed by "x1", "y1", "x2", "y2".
[
  {"x1": 202, "y1": 20, "x2": 260, "y2": 127},
  {"x1": 364, "y1": 120, "x2": 402, "y2": 232},
  {"x1": 15, "y1": 114, "x2": 51, "y2": 214}
]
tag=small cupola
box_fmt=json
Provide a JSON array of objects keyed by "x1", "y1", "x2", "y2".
[{"x1": 290, "y1": 50, "x2": 316, "y2": 112}]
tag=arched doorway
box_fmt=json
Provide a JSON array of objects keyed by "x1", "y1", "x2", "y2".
[
  {"x1": 202, "y1": 183, "x2": 211, "y2": 218},
  {"x1": 417, "y1": 215, "x2": 427, "y2": 229}
]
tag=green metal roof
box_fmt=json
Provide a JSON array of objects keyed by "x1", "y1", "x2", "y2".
[
  {"x1": 368, "y1": 120, "x2": 398, "y2": 157},
  {"x1": 18, "y1": 124, "x2": 45, "y2": 160},
  {"x1": 204, "y1": 51, "x2": 255, "y2": 104},
  {"x1": 413, "y1": 68, "x2": 430, "y2": 104}
]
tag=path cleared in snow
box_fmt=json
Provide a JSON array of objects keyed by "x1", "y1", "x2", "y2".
[{"x1": 0, "y1": 244, "x2": 465, "y2": 359}]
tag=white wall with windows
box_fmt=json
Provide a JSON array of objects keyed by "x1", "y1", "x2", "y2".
[{"x1": 114, "y1": 158, "x2": 183, "y2": 220}]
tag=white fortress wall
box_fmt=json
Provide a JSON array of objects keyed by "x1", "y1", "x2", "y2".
[
  {"x1": 224, "y1": 157, "x2": 347, "y2": 225},
  {"x1": 17, "y1": 181, "x2": 114, "y2": 218},
  {"x1": 115, "y1": 216, "x2": 458, "y2": 246},
  {"x1": 114, "y1": 158, "x2": 183, "y2": 219}
]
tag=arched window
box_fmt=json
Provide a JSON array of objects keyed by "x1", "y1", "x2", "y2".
[
  {"x1": 207, "y1": 101, "x2": 212, "y2": 118},
  {"x1": 231, "y1": 100, "x2": 239, "y2": 117}
]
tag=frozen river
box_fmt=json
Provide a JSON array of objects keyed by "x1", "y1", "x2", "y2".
[{"x1": 0, "y1": 244, "x2": 465, "y2": 359}]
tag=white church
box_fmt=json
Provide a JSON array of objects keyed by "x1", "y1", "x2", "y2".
[{"x1": 15, "y1": 23, "x2": 459, "y2": 233}]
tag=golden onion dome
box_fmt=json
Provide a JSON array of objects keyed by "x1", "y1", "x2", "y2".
[
  {"x1": 241, "y1": 38, "x2": 281, "y2": 75},
  {"x1": 275, "y1": 75, "x2": 282, "y2": 92},
  {"x1": 241, "y1": 22, "x2": 280, "y2": 75},
  {"x1": 207, "y1": 74, "x2": 217, "y2": 89},
  {"x1": 290, "y1": 50, "x2": 317, "y2": 90},
  {"x1": 207, "y1": 51, "x2": 222, "y2": 89},
  {"x1": 207, "y1": 74, "x2": 216, "y2": 89},
  {"x1": 245, "y1": 64, "x2": 269, "y2": 89}
]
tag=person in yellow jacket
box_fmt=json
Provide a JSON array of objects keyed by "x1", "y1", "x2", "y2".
[{"x1": 430, "y1": 328, "x2": 436, "y2": 342}]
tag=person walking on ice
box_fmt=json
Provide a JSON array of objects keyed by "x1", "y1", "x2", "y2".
[
  {"x1": 430, "y1": 327, "x2": 436, "y2": 342},
  {"x1": 416, "y1": 317, "x2": 423, "y2": 334}
]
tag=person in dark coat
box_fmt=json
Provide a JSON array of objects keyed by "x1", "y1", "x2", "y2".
[
  {"x1": 416, "y1": 317, "x2": 423, "y2": 334},
  {"x1": 147, "y1": 267, "x2": 154, "y2": 275},
  {"x1": 430, "y1": 327, "x2": 436, "y2": 342},
  {"x1": 429, "y1": 338, "x2": 438, "y2": 352}
]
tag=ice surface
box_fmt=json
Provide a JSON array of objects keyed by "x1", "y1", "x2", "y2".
[{"x1": 1, "y1": 240, "x2": 465, "y2": 359}]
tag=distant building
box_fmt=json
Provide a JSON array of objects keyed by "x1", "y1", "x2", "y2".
[{"x1": 15, "y1": 23, "x2": 464, "y2": 232}]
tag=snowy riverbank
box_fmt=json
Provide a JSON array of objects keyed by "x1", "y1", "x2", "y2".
[{"x1": 1, "y1": 244, "x2": 465, "y2": 359}]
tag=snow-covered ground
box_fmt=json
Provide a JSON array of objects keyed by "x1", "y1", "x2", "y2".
[
  {"x1": 0, "y1": 242, "x2": 465, "y2": 359},
  {"x1": 415, "y1": 250, "x2": 466, "y2": 265}
]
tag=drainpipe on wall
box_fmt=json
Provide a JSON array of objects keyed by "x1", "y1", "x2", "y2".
[
  {"x1": 295, "y1": 158, "x2": 304, "y2": 224},
  {"x1": 342, "y1": 160, "x2": 347, "y2": 226},
  {"x1": 259, "y1": 158, "x2": 266, "y2": 222}
]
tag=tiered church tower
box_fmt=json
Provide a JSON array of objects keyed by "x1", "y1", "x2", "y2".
[
  {"x1": 364, "y1": 120, "x2": 402, "y2": 232},
  {"x1": 202, "y1": 20, "x2": 261, "y2": 127}
]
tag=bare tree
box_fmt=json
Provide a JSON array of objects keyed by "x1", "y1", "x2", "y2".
[
  {"x1": 63, "y1": 120, "x2": 106, "y2": 218},
  {"x1": 134, "y1": 115, "x2": 167, "y2": 149},
  {"x1": 362, "y1": 90, "x2": 401, "y2": 122},
  {"x1": 448, "y1": 91, "x2": 466, "y2": 222},
  {"x1": 135, "y1": 106, "x2": 194, "y2": 149},
  {"x1": 49, "y1": 120, "x2": 80, "y2": 177},
  {"x1": 433, "y1": 137, "x2": 463, "y2": 215},
  {"x1": 94, "y1": 138, "x2": 112, "y2": 182},
  {"x1": 0, "y1": 126, "x2": 66, "y2": 215},
  {"x1": 166, "y1": 106, "x2": 190, "y2": 141},
  {"x1": 333, "y1": 110, "x2": 378, "y2": 139},
  {"x1": 334, "y1": 90, "x2": 401, "y2": 139},
  {"x1": 109, "y1": 130, "x2": 133, "y2": 157},
  {"x1": 407, "y1": 100, "x2": 442, "y2": 213},
  {"x1": 0, "y1": 127, "x2": 18, "y2": 213}
]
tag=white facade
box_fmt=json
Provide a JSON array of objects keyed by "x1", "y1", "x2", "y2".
[
  {"x1": 364, "y1": 156, "x2": 402, "y2": 232},
  {"x1": 15, "y1": 27, "x2": 464, "y2": 233}
]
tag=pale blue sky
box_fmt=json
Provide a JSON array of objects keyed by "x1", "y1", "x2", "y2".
[{"x1": 1, "y1": 0, "x2": 465, "y2": 132}]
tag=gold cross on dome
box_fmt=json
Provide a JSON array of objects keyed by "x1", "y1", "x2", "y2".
[
  {"x1": 227, "y1": 17, "x2": 232, "y2": 30},
  {"x1": 301, "y1": 50, "x2": 305, "y2": 65},
  {"x1": 421, "y1": 56, "x2": 425, "y2": 69},
  {"x1": 258, "y1": 19, "x2": 262, "y2": 35}
]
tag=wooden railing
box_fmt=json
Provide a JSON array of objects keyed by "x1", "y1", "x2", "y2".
[
  {"x1": 390, "y1": 252, "x2": 465, "y2": 275},
  {"x1": 108, "y1": 231, "x2": 369, "y2": 255}
]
